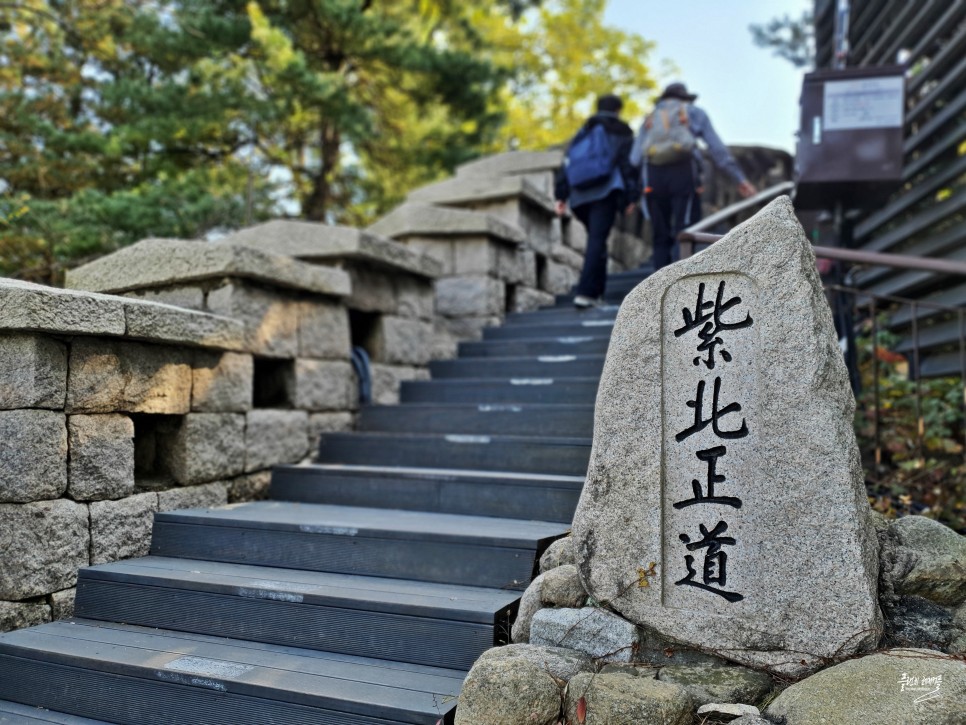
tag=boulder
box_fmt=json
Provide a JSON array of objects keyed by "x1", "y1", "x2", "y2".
[
  {"x1": 511, "y1": 571, "x2": 545, "y2": 644},
  {"x1": 891, "y1": 515, "x2": 966, "y2": 607},
  {"x1": 657, "y1": 663, "x2": 773, "y2": 707},
  {"x1": 564, "y1": 672, "x2": 693, "y2": 725},
  {"x1": 765, "y1": 648, "x2": 966, "y2": 725},
  {"x1": 541, "y1": 565, "x2": 587, "y2": 608},
  {"x1": 539, "y1": 536, "x2": 576, "y2": 573},
  {"x1": 530, "y1": 607, "x2": 640, "y2": 663},
  {"x1": 455, "y1": 646, "x2": 563, "y2": 725},
  {"x1": 571, "y1": 197, "x2": 881, "y2": 675}
]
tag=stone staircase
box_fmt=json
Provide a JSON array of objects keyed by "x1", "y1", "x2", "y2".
[{"x1": 0, "y1": 267, "x2": 652, "y2": 724}]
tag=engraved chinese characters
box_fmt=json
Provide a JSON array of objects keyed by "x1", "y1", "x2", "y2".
[
  {"x1": 571, "y1": 198, "x2": 881, "y2": 675},
  {"x1": 664, "y1": 276, "x2": 756, "y2": 608}
]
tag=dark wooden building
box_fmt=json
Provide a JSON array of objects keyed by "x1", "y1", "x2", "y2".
[{"x1": 812, "y1": 0, "x2": 966, "y2": 375}]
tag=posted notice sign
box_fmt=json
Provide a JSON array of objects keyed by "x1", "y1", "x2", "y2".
[{"x1": 823, "y1": 76, "x2": 904, "y2": 131}]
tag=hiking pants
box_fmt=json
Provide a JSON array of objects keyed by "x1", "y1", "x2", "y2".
[
  {"x1": 646, "y1": 160, "x2": 695, "y2": 271},
  {"x1": 573, "y1": 191, "x2": 620, "y2": 299}
]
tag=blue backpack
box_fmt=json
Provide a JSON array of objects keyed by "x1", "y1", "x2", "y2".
[{"x1": 565, "y1": 123, "x2": 617, "y2": 190}]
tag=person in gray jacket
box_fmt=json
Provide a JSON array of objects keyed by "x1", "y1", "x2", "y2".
[{"x1": 631, "y1": 82, "x2": 757, "y2": 271}]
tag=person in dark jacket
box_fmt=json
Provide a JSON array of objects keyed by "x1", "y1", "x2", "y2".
[{"x1": 555, "y1": 94, "x2": 641, "y2": 308}]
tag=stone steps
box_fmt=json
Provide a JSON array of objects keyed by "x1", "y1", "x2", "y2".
[
  {"x1": 150, "y1": 502, "x2": 565, "y2": 590},
  {"x1": 358, "y1": 402, "x2": 594, "y2": 437},
  {"x1": 270, "y1": 464, "x2": 583, "y2": 523},
  {"x1": 428, "y1": 354, "x2": 606, "y2": 378},
  {"x1": 0, "y1": 621, "x2": 464, "y2": 724},
  {"x1": 316, "y1": 431, "x2": 591, "y2": 476},
  {"x1": 400, "y1": 377, "x2": 601, "y2": 404},
  {"x1": 0, "y1": 257, "x2": 650, "y2": 723},
  {"x1": 457, "y1": 335, "x2": 610, "y2": 358},
  {"x1": 74, "y1": 557, "x2": 517, "y2": 671},
  {"x1": 482, "y1": 319, "x2": 615, "y2": 339},
  {"x1": 0, "y1": 701, "x2": 111, "y2": 724}
]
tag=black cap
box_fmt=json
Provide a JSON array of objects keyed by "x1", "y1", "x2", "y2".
[
  {"x1": 596, "y1": 94, "x2": 623, "y2": 113},
  {"x1": 659, "y1": 82, "x2": 697, "y2": 102}
]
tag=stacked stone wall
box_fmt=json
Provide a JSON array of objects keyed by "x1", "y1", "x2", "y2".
[{"x1": 0, "y1": 243, "x2": 358, "y2": 632}]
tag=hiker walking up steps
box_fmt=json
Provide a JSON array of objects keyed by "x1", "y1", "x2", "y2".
[
  {"x1": 632, "y1": 82, "x2": 758, "y2": 271},
  {"x1": 554, "y1": 93, "x2": 641, "y2": 309}
]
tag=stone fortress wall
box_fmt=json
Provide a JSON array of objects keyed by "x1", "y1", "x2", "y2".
[{"x1": 0, "y1": 151, "x2": 651, "y2": 634}]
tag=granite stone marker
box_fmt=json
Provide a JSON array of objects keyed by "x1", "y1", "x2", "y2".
[{"x1": 572, "y1": 197, "x2": 881, "y2": 675}]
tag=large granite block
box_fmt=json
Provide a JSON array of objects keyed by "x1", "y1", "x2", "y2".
[
  {"x1": 0, "y1": 600, "x2": 51, "y2": 634},
  {"x1": 371, "y1": 364, "x2": 430, "y2": 405},
  {"x1": 192, "y1": 351, "x2": 254, "y2": 413},
  {"x1": 48, "y1": 589, "x2": 76, "y2": 620},
  {"x1": 307, "y1": 412, "x2": 355, "y2": 449},
  {"x1": 228, "y1": 470, "x2": 272, "y2": 503},
  {"x1": 0, "y1": 499, "x2": 89, "y2": 599},
  {"x1": 206, "y1": 282, "x2": 300, "y2": 358},
  {"x1": 66, "y1": 339, "x2": 192, "y2": 414},
  {"x1": 370, "y1": 316, "x2": 434, "y2": 366},
  {"x1": 65, "y1": 237, "x2": 350, "y2": 298},
  {"x1": 0, "y1": 333, "x2": 67, "y2": 410},
  {"x1": 571, "y1": 197, "x2": 880, "y2": 676},
  {"x1": 122, "y1": 297, "x2": 244, "y2": 351},
  {"x1": 0, "y1": 278, "x2": 125, "y2": 336},
  {"x1": 436, "y1": 276, "x2": 505, "y2": 317},
  {"x1": 369, "y1": 202, "x2": 526, "y2": 248},
  {"x1": 161, "y1": 413, "x2": 246, "y2": 485},
  {"x1": 539, "y1": 258, "x2": 577, "y2": 295},
  {"x1": 89, "y1": 492, "x2": 158, "y2": 565},
  {"x1": 455, "y1": 151, "x2": 562, "y2": 187},
  {"x1": 122, "y1": 285, "x2": 205, "y2": 310},
  {"x1": 511, "y1": 286, "x2": 555, "y2": 313},
  {"x1": 157, "y1": 481, "x2": 229, "y2": 512},
  {"x1": 294, "y1": 359, "x2": 356, "y2": 411},
  {"x1": 221, "y1": 222, "x2": 441, "y2": 279},
  {"x1": 452, "y1": 238, "x2": 509, "y2": 277},
  {"x1": 396, "y1": 277, "x2": 436, "y2": 320},
  {"x1": 343, "y1": 265, "x2": 398, "y2": 315},
  {"x1": 245, "y1": 410, "x2": 309, "y2": 472},
  {"x1": 0, "y1": 410, "x2": 68, "y2": 503},
  {"x1": 298, "y1": 301, "x2": 351, "y2": 359},
  {"x1": 67, "y1": 414, "x2": 135, "y2": 501}
]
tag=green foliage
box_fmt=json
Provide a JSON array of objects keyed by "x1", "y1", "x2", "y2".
[
  {"x1": 472, "y1": 0, "x2": 658, "y2": 151},
  {"x1": 0, "y1": 0, "x2": 659, "y2": 281},
  {"x1": 749, "y1": 10, "x2": 815, "y2": 69},
  {"x1": 854, "y1": 319, "x2": 966, "y2": 531}
]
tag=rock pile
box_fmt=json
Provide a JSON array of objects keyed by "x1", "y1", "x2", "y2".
[{"x1": 456, "y1": 200, "x2": 966, "y2": 724}]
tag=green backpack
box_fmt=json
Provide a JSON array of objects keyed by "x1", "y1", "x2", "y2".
[{"x1": 643, "y1": 99, "x2": 696, "y2": 166}]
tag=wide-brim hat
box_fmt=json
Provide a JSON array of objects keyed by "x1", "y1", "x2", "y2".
[{"x1": 660, "y1": 82, "x2": 698, "y2": 102}]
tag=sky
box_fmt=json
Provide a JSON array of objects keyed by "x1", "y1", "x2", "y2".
[{"x1": 603, "y1": 0, "x2": 813, "y2": 152}]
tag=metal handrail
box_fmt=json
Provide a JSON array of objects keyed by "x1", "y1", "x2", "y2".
[
  {"x1": 678, "y1": 230, "x2": 966, "y2": 278},
  {"x1": 681, "y1": 181, "x2": 795, "y2": 235}
]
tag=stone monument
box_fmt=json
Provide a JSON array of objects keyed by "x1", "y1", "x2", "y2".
[{"x1": 572, "y1": 197, "x2": 881, "y2": 675}]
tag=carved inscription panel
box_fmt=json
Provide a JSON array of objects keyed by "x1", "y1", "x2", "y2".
[{"x1": 662, "y1": 273, "x2": 759, "y2": 611}]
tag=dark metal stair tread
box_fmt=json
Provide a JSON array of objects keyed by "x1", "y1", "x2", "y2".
[
  {"x1": 320, "y1": 430, "x2": 590, "y2": 445},
  {"x1": 487, "y1": 320, "x2": 615, "y2": 332},
  {"x1": 461, "y1": 333, "x2": 611, "y2": 343},
  {"x1": 356, "y1": 403, "x2": 594, "y2": 436},
  {"x1": 281, "y1": 462, "x2": 584, "y2": 489},
  {"x1": 0, "y1": 620, "x2": 462, "y2": 722},
  {"x1": 430, "y1": 353, "x2": 605, "y2": 365},
  {"x1": 81, "y1": 557, "x2": 519, "y2": 622},
  {"x1": 0, "y1": 702, "x2": 110, "y2": 724},
  {"x1": 359, "y1": 402, "x2": 594, "y2": 416},
  {"x1": 155, "y1": 501, "x2": 568, "y2": 547},
  {"x1": 405, "y1": 376, "x2": 601, "y2": 384}
]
